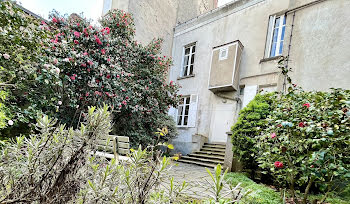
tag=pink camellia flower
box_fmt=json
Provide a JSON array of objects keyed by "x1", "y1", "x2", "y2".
[
  {"x1": 74, "y1": 40, "x2": 79, "y2": 44},
  {"x1": 76, "y1": 23, "x2": 80, "y2": 26},
  {"x1": 271, "y1": 132, "x2": 276, "y2": 139},
  {"x1": 96, "y1": 79, "x2": 100, "y2": 83},
  {"x1": 106, "y1": 74, "x2": 111, "y2": 79},
  {"x1": 81, "y1": 63, "x2": 87, "y2": 67},
  {"x1": 52, "y1": 17, "x2": 58, "y2": 23},
  {"x1": 74, "y1": 31, "x2": 80, "y2": 38},
  {"x1": 125, "y1": 96, "x2": 129, "y2": 100},
  {"x1": 101, "y1": 49, "x2": 106, "y2": 55},
  {"x1": 85, "y1": 92, "x2": 89, "y2": 97},
  {"x1": 303, "y1": 103, "x2": 310, "y2": 108},
  {"x1": 83, "y1": 28, "x2": 89, "y2": 36},
  {"x1": 117, "y1": 74, "x2": 120, "y2": 78},
  {"x1": 83, "y1": 52, "x2": 88, "y2": 56},
  {"x1": 87, "y1": 68, "x2": 91, "y2": 72},
  {"x1": 104, "y1": 27, "x2": 110, "y2": 34},
  {"x1": 299, "y1": 122, "x2": 305, "y2": 127},
  {"x1": 122, "y1": 100, "x2": 127, "y2": 105},
  {"x1": 88, "y1": 61, "x2": 93, "y2": 66},
  {"x1": 3, "y1": 53, "x2": 10, "y2": 59},
  {"x1": 94, "y1": 35, "x2": 102, "y2": 45},
  {"x1": 70, "y1": 75, "x2": 76, "y2": 80},
  {"x1": 53, "y1": 58, "x2": 58, "y2": 64},
  {"x1": 107, "y1": 58, "x2": 111, "y2": 62},
  {"x1": 274, "y1": 161, "x2": 283, "y2": 168}
]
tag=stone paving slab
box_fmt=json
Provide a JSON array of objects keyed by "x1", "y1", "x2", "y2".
[{"x1": 161, "y1": 162, "x2": 232, "y2": 200}]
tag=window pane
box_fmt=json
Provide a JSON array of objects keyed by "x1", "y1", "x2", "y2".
[
  {"x1": 270, "y1": 42, "x2": 277, "y2": 57},
  {"x1": 183, "y1": 116, "x2": 188, "y2": 125},
  {"x1": 178, "y1": 106, "x2": 184, "y2": 115},
  {"x1": 281, "y1": 26, "x2": 286, "y2": 41},
  {"x1": 283, "y1": 16, "x2": 286, "y2": 25},
  {"x1": 275, "y1": 17, "x2": 280, "y2": 28},
  {"x1": 185, "y1": 48, "x2": 190, "y2": 55},
  {"x1": 279, "y1": 41, "x2": 284, "y2": 55},
  {"x1": 185, "y1": 97, "x2": 190, "y2": 104},
  {"x1": 189, "y1": 65, "x2": 194, "y2": 75},
  {"x1": 272, "y1": 28, "x2": 279, "y2": 42},
  {"x1": 190, "y1": 54, "x2": 195, "y2": 64},
  {"x1": 183, "y1": 66, "x2": 188, "y2": 76},
  {"x1": 184, "y1": 55, "x2": 189, "y2": 66},
  {"x1": 177, "y1": 116, "x2": 182, "y2": 125},
  {"x1": 185, "y1": 105, "x2": 189, "y2": 115},
  {"x1": 192, "y1": 45, "x2": 196, "y2": 53}
]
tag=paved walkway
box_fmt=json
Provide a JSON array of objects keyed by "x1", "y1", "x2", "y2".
[{"x1": 162, "y1": 162, "x2": 232, "y2": 200}]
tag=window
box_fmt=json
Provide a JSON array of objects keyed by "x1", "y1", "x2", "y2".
[
  {"x1": 175, "y1": 94, "x2": 198, "y2": 127},
  {"x1": 181, "y1": 43, "x2": 196, "y2": 77},
  {"x1": 219, "y1": 47, "x2": 228, "y2": 60},
  {"x1": 266, "y1": 15, "x2": 286, "y2": 58},
  {"x1": 177, "y1": 96, "x2": 190, "y2": 126}
]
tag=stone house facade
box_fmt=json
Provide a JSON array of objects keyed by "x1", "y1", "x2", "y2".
[{"x1": 104, "y1": 0, "x2": 350, "y2": 155}]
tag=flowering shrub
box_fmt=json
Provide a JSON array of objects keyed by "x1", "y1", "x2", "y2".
[
  {"x1": 0, "y1": 2, "x2": 53, "y2": 138},
  {"x1": 39, "y1": 9, "x2": 180, "y2": 145},
  {"x1": 0, "y1": 1, "x2": 179, "y2": 145},
  {"x1": 257, "y1": 88, "x2": 350, "y2": 203}
]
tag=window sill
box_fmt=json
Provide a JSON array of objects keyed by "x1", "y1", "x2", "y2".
[
  {"x1": 177, "y1": 74, "x2": 195, "y2": 80},
  {"x1": 177, "y1": 126, "x2": 193, "y2": 129},
  {"x1": 259, "y1": 56, "x2": 281, "y2": 64}
]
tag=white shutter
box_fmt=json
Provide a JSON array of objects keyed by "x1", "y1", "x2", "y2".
[
  {"x1": 168, "y1": 106, "x2": 177, "y2": 121},
  {"x1": 188, "y1": 94, "x2": 198, "y2": 127}
]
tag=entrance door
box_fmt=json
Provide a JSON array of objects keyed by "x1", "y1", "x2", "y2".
[{"x1": 209, "y1": 103, "x2": 235, "y2": 143}]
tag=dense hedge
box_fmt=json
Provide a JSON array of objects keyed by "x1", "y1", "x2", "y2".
[{"x1": 231, "y1": 93, "x2": 275, "y2": 170}]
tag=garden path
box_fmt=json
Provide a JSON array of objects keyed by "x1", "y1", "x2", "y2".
[{"x1": 163, "y1": 162, "x2": 231, "y2": 200}]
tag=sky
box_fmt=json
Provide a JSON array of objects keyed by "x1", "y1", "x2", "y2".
[{"x1": 18, "y1": 0, "x2": 104, "y2": 23}]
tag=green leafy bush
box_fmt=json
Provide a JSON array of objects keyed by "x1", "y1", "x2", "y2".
[
  {"x1": 231, "y1": 93, "x2": 275, "y2": 170},
  {"x1": 257, "y1": 88, "x2": 350, "y2": 203}
]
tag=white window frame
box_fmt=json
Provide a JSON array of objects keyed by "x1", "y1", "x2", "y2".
[
  {"x1": 219, "y1": 47, "x2": 229, "y2": 61},
  {"x1": 181, "y1": 43, "x2": 196, "y2": 77},
  {"x1": 266, "y1": 15, "x2": 286, "y2": 58},
  {"x1": 176, "y1": 96, "x2": 191, "y2": 127}
]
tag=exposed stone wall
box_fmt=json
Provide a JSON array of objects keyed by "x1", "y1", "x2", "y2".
[{"x1": 176, "y1": 0, "x2": 216, "y2": 24}]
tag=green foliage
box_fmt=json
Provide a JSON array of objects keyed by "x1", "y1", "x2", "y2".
[
  {"x1": 257, "y1": 88, "x2": 350, "y2": 202},
  {"x1": 231, "y1": 93, "x2": 275, "y2": 169},
  {"x1": 225, "y1": 172, "x2": 281, "y2": 204},
  {"x1": 0, "y1": 1, "x2": 52, "y2": 138}
]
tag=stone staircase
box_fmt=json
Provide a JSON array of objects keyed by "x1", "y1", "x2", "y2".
[{"x1": 178, "y1": 143, "x2": 226, "y2": 168}]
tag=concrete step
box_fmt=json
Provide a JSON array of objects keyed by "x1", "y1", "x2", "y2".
[
  {"x1": 189, "y1": 153, "x2": 225, "y2": 161},
  {"x1": 204, "y1": 142, "x2": 226, "y2": 146},
  {"x1": 194, "y1": 150, "x2": 226, "y2": 157},
  {"x1": 181, "y1": 155, "x2": 224, "y2": 164},
  {"x1": 202, "y1": 144, "x2": 226, "y2": 149},
  {"x1": 200, "y1": 147, "x2": 226, "y2": 153},
  {"x1": 177, "y1": 159, "x2": 217, "y2": 168}
]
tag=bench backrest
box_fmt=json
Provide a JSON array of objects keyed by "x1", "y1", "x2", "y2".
[{"x1": 97, "y1": 135, "x2": 130, "y2": 155}]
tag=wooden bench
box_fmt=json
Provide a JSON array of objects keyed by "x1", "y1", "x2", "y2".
[{"x1": 95, "y1": 135, "x2": 130, "y2": 162}]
